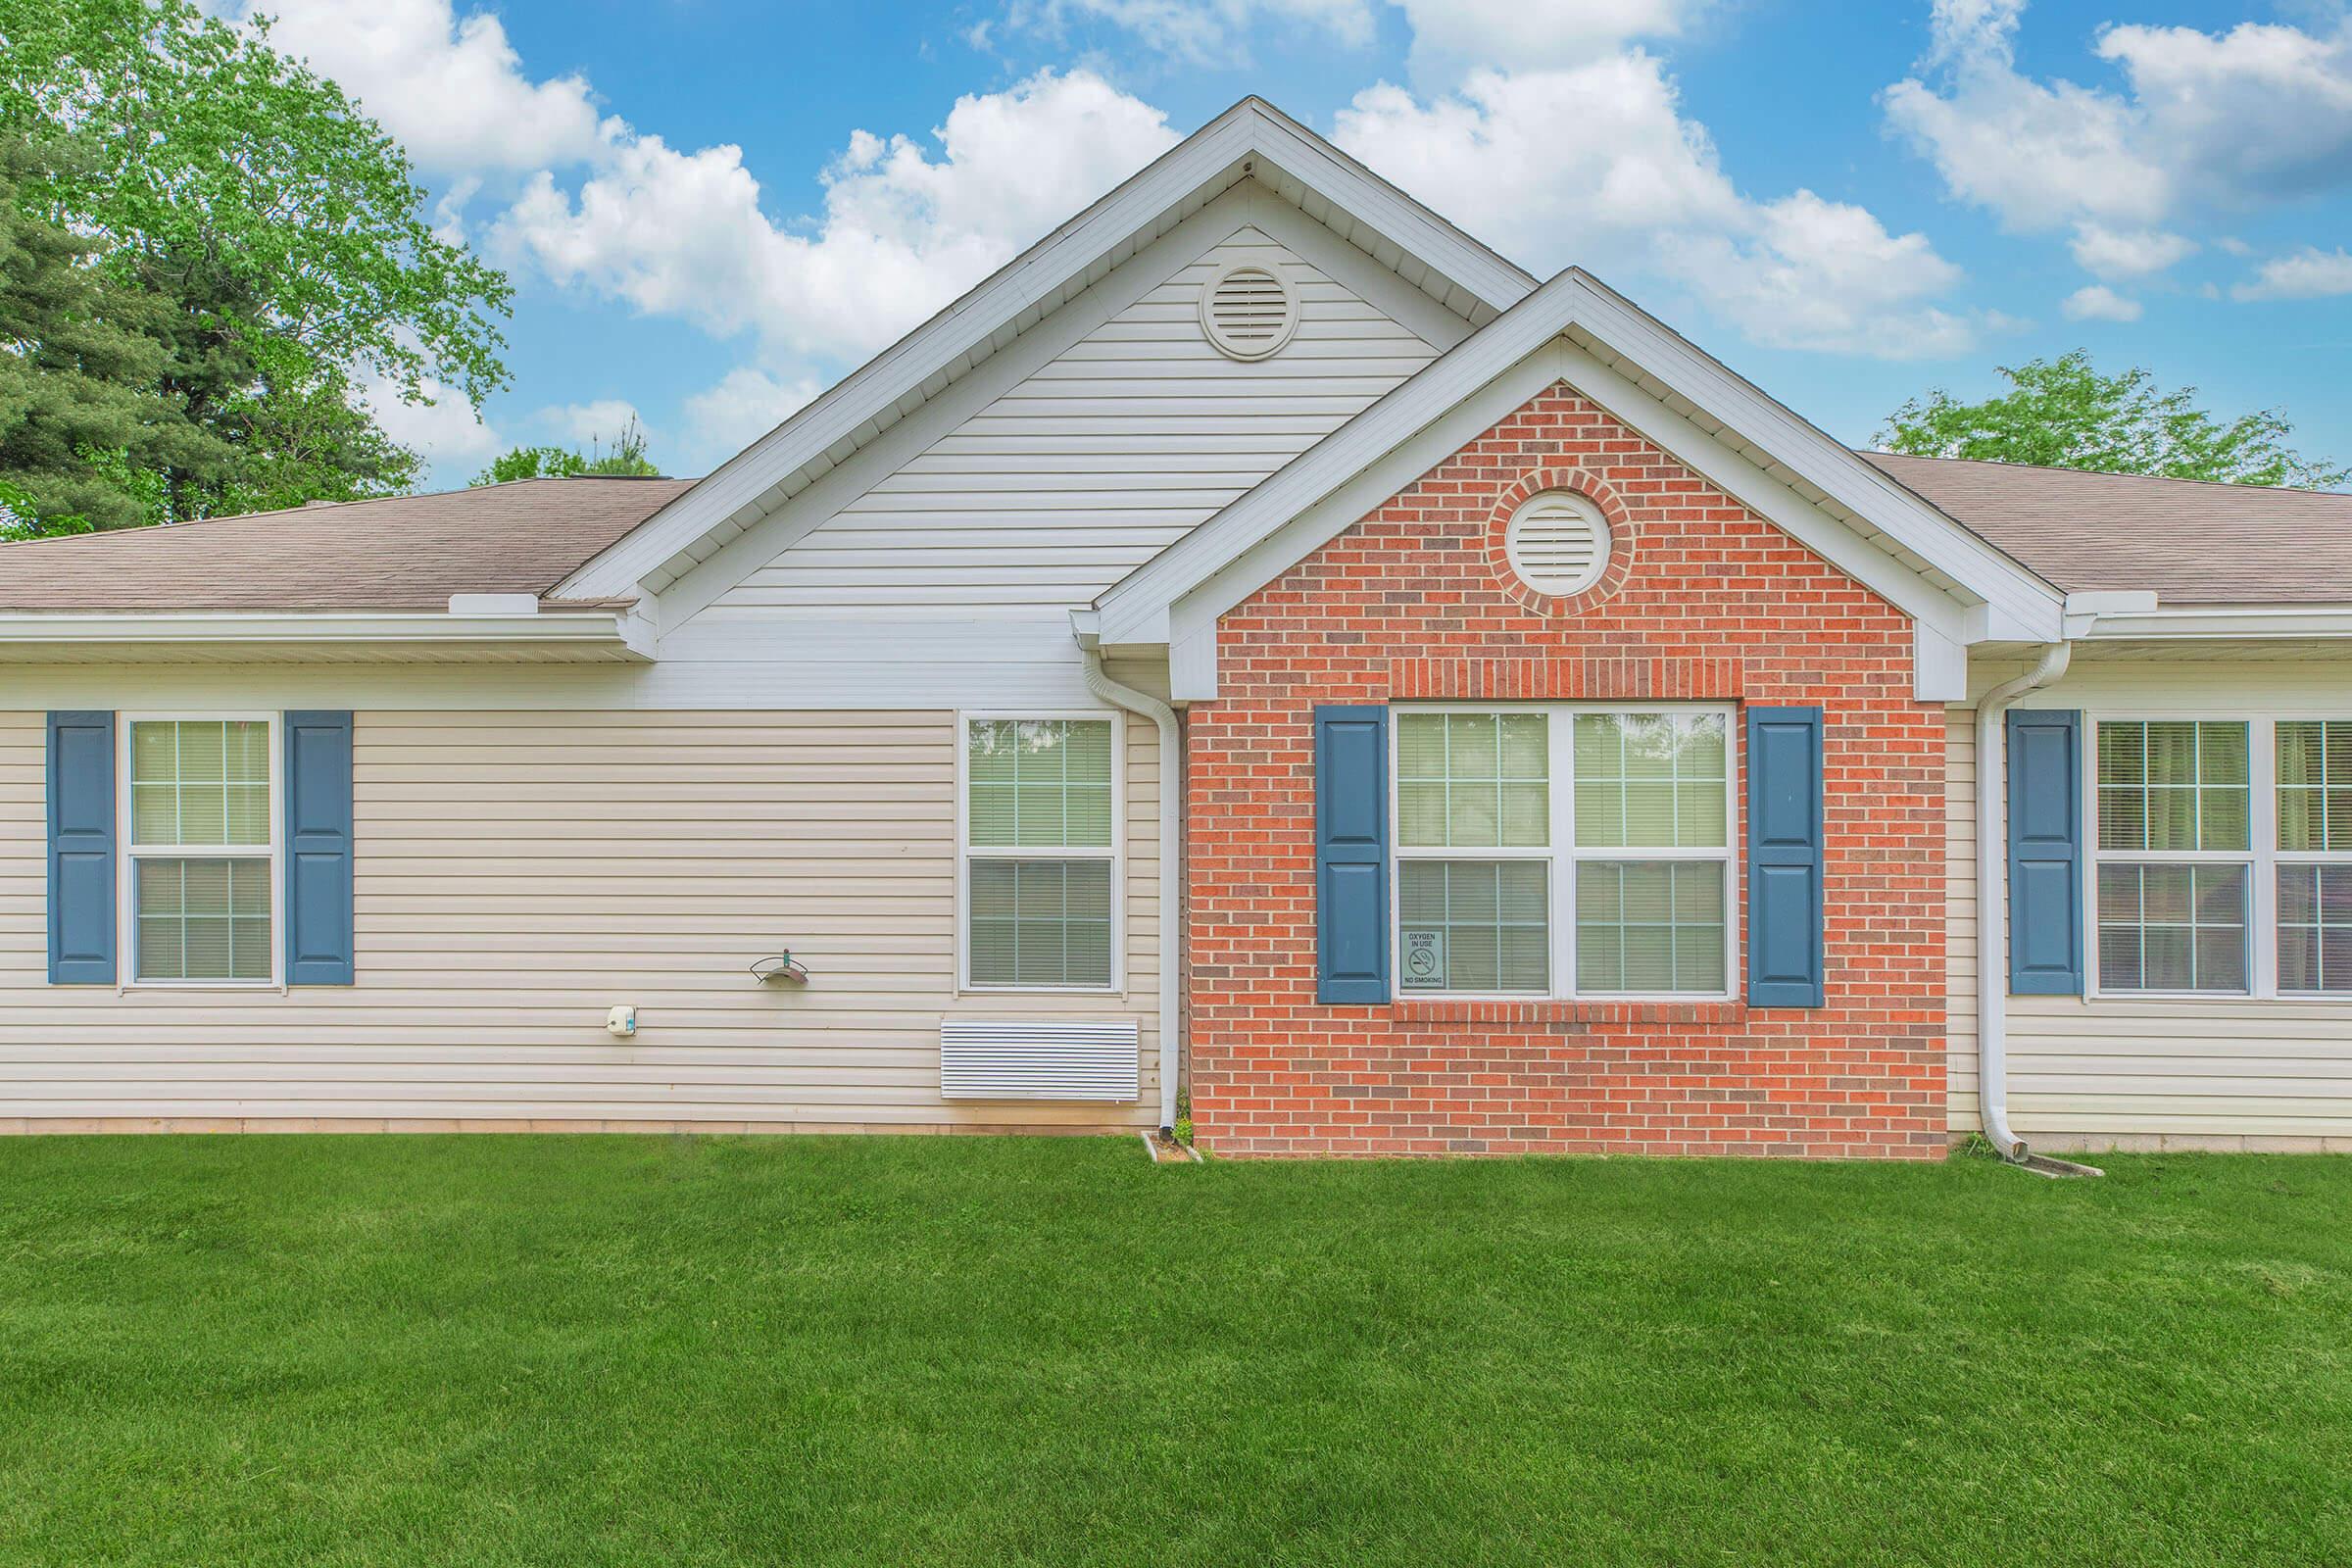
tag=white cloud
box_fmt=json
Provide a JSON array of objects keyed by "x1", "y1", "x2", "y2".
[
  {"x1": 538, "y1": 399, "x2": 646, "y2": 447},
  {"x1": 2068, "y1": 222, "x2": 2195, "y2": 280},
  {"x1": 1001, "y1": 0, "x2": 1376, "y2": 64},
  {"x1": 2232, "y1": 246, "x2": 2352, "y2": 301},
  {"x1": 1883, "y1": 0, "x2": 2169, "y2": 231},
  {"x1": 1392, "y1": 0, "x2": 1706, "y2": 78},
  {"x1": 681, "y1": 368, "x2": 824, "y2": 466},
  {"x1": 496, "y1": 70, "x2": 1180, "y2": 365},
  {"x1": 1335, "y1": 65, "x2": 1981, "y2": 358},
  {"x1": 360, "y1": 372, "x2": 502, "y2": 469},
  {"x1": 430, "y1": 175, "x2": 483, "y2": 245},
  {"x1": 993, "y1": 0, "x2": 1706, "y2": 74},
  {"x1": 234, "y1": 0, "x2": 611, "y2": 174},
  {"x1": 2097, "y1": 19, "x2": 2352, "y2": 205},
  {"x1": 2061, "y1": 283, "x2": 2142, "y2": 321},
  {"x1": 1656, "y1": 191, "x2": 1976, "y2": 359},
  {"x1": 1334, "y1": 63, "x2": 1741, "y2": 271},
  {"x1": 1885, "y1": 4, "x2": 2352, "y2": 237}
]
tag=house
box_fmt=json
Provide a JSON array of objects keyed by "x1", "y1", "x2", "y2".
[{"x1": 6, "y1": 99, "x2": 2352, "y2": 1157}]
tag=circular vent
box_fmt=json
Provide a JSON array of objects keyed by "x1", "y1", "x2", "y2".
[
  {"x1": 1505, "y1": 491, "x2": 1611, "y2": 597},
  {"x1": 1200, "y1": 264, "x2": 1298, "y2": 361}
]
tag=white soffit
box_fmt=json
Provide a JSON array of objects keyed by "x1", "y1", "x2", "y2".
[{"x1": 552, "y1": 97, "x2": 1537, "y2": 607}]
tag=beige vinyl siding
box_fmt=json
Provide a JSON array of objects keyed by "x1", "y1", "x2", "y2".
[
  {"x1": 0, "y1": 710, "x2": 1159, "y2": 1130},
  {"x1": 711, "y1": 223, "x2": 1441, "y2": 614},
  {"x1": 1948, "y1": 661, "x2": 2352, "y2": 1151}
]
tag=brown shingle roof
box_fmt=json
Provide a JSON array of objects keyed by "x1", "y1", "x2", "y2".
[
  {"x1": 6, "y1": 457, "x2": 2347, "y2": 616},
  {"x1": 1859, "y1": 452, "x2": 2352, "y2": 605},
  {"x1": 0, "y1": 477, "x2": 693, "y2": 612}
]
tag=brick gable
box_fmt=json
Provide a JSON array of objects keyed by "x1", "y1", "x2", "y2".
[{"x1": 1187, "y1": 381, "x2": 1946, "y2": 1157}]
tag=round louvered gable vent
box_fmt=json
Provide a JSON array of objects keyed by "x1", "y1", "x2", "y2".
[
  {"x1": 1200, "y1": 264, "x2": 1298, "y2": 361},
  {"x1": 1505, "y1": 491, "x2": 1611, "y2": 597}
]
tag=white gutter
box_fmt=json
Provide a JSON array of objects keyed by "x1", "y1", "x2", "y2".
[
  {"x1": 1078, "y1": 639, "x2": 1183, "y2": 1136},
  {"x1": 0, "y1": 607, "x2": 650, "y2": 658},
  {"x1": 1974, "y1": 641, "x2": 2073, "y2": 1160}
]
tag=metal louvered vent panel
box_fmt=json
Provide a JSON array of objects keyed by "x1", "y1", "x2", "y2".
[
  {"x1": 1508, "y1": 497, "x2": 1607, "y2": 594},
  {"x1": 940, "y1": 1019, "x2": 1142, "y2": 1102}
]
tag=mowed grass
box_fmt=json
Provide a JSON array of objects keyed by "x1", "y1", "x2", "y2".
[{"x1": 0, "y1": 1138, "x2": 2346, "y2": 1565}]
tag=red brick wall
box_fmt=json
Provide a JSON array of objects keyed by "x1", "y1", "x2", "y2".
[{"x1": 1187, "y1": 382, "x2": 1946, "y2": 1159}]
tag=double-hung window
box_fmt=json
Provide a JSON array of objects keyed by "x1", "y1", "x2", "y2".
[
  {"x1": 2275, "y1": 721, "x2": 2352, "y2": 994},
  {"x1": 123, "y1": 716, "x2": 278, "y2": 985},
  {"x1": 2090, "y1": 714, "x2": 2352, "y2": 998},
  {"x1": 962, "y1": 715, "x2": 1119, "y2": 991},
  {"x1": 1394, "y1": 707, "x2": 1734, "y2": 999}
]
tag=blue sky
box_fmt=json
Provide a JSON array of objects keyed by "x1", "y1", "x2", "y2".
[{"x1": 233, "y1": 0, "x2": 2352, "y2": 486}]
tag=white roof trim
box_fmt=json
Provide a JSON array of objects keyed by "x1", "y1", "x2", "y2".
[
  {"x1": 551, "y1": 97, "x2": 1535, "y2": 605},
  {"x1": 1095, "y1": 268, "x2": 2069, "y2": 650},
  {"x1": 2073, "y1": 603, "x2": 2352, "y2": 640},
  {"x1": 0, "y1": 608, "x2": 652, "y2": 661}
]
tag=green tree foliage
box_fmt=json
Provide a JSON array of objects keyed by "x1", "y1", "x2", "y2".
[
  {"x1": 0, "y1": 144, "x2": 237, "y2": 534},
  {"x1": 1880, "y1": 350, "x2": 2348, "y2": 489},
  {"x1": 0, "y1": 0, "x2": 508, "y2": 524},
  {"x1": 471, "y1": 416, "x2": 661, "y2": 485}
]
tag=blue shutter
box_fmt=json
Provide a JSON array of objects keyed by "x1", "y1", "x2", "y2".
[
  {"x1": 284, "y1": 710, "x2": 356, "y2": 985},
  {"x1": 1746, "y1": 706, "x2": 1825, "y2": 1007},
  {"x1": 1315, "y1": 705, "x2": 1390, "y2": 1004},
  {"x1": 2007, "y1": 709, "x2": 2083, "y2": 996},
  {"x1": 47, "y1": 711, "x2": 116, "y2": 984}
]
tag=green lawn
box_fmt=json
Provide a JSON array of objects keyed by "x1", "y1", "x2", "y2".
[{"x1": 0, "y1": 1138, "x2": 2345, "y2": 1565}]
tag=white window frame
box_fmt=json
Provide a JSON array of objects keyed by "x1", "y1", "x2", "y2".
[
  {"x1": 2083, "y1": 710, "x2": 2352, "y2": 1002},
  {"x1": 1389, "y1": 702, "x2": 1740, "y2": 1003},
  {"x1": 116, "y1": 711, "x2": 283, "y2": 991},
  {"x1": 956, "y1": 710, "x2": 1126, "y2": 996}
]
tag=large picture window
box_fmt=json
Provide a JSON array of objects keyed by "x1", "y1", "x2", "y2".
[
  {"x1": 1394, "y1": 706, "x2": 1734, "y2": 999},
  {"x1": 962, "y1": 716, "x2": 1119, "y2": 991},
  {"x1": 123, "y1": 716, "x2": 278, "y2": 985},
  {"x1": 2089, "y1": 714, "x2": 2352, "y2": 998}
]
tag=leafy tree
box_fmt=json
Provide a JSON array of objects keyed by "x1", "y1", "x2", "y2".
[
  {"x1": 1880, "y1": 351, "x2": 2347, "y2": 488},
  {"x1": 472, "y1": 416, "x2": 661, "y2": 485},
  {"x1": 0, "y1": 0, "x2": 510, "y2": 518},
  {"x1": 0, "y1": 144, "x2": 228, "y2": 534}
]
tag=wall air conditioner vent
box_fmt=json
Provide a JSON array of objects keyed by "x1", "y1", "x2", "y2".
[{"x1": 940, "y1": 1019, "x2": 1141, "y2": 1102}]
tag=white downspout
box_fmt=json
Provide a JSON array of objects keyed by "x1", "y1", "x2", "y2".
[
  {"x1": 1975, "y1": 641, "x2": 2073, "y2": 1161},
  {"x1": 1081, "y1": 649, "x2": 1183, "y2": 1136}
]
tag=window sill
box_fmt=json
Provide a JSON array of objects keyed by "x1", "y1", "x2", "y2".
[
  {"x1": 956, "y1": 986, "x2": 1126, "y2": 1000},
  {"x1": 1392, "y1": 996, "x2": 1744, "y2": 1026},
  {"x1": 2084, "y1": 990, "x2": 2349, "y2": 1004}
]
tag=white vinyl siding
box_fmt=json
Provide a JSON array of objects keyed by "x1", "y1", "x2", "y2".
[
  {"x1": 711, "y1": 224, "x2": 1442, "y2": 614},
  {"x1": 1947, "y1": 662, "x2": 2352, "y2": 1152},
  {"x1": 0, "y1": 709, "x2": 1160, "y2": 1131}
]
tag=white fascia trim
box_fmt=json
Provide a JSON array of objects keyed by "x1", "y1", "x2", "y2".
[
  {"x1": 1102, "y1": 270, "x2": 1597, "y2": 647},
  {"x1": 2074, "y1": 603, "x2": 2352, "y2": 641},
  {"x1": 1099, "y1": 269, "x2": 2066, "y2": 651},
  {"x1": 1152, "y1": 340, "x2": 1986, "y2": 704},
  {"x1": 653, "y1": 186, "x2": 1451, "y2": 631},
  {"x1": 553, "y1": 99, "x2": 1535, "y2": 606},
  {"x1": 0, "y1": 609, "x2": 651, "y2": 658},
  {"x1": 1561, "y1": 279, "x2": 2062, "y2": 643},
  {"x1": 1163, "y1": 345, "x2": 1577, "y2": 660}
]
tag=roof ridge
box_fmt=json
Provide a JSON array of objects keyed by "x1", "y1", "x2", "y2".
[{"x1": 1857, "y1": 449, "x2": 2351, "y2": 500}]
